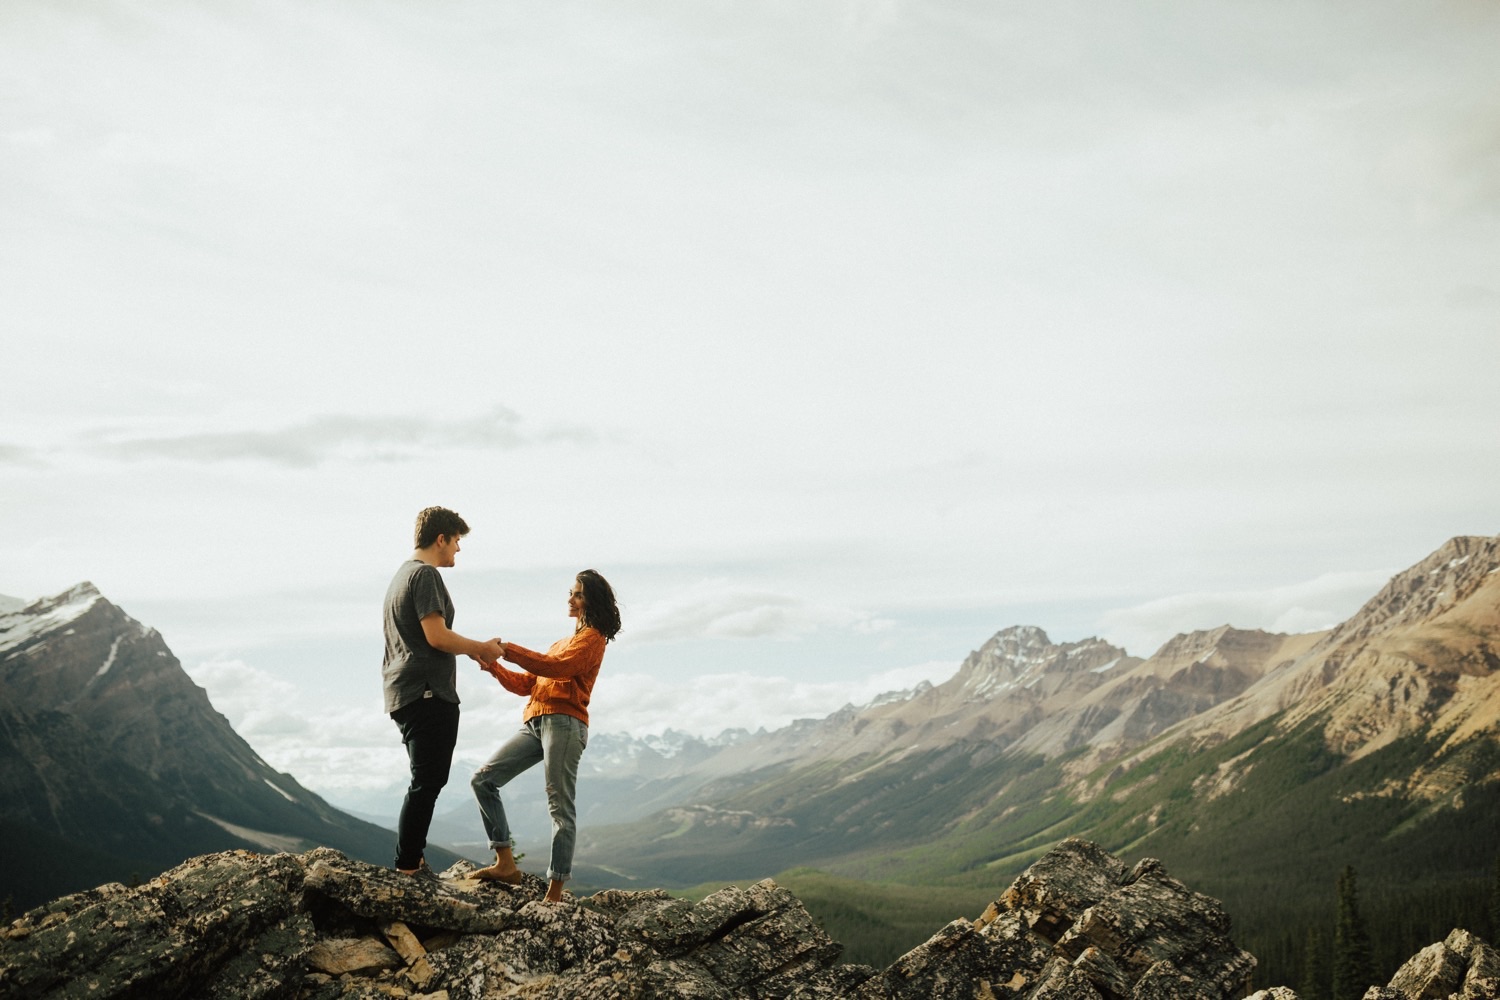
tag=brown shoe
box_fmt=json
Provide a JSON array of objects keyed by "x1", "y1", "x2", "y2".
[
  {"x1": 396, "y1": 861, "x2": 440, "y2": 882},
  {"x1": 472, "y1": 865, "x2": 525, "y2": 885}
]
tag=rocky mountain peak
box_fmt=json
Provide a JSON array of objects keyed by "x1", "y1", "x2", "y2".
[
  {"x1": 1323, "y1": 535, "x2": 1500, "y2": 652},
  {"x1": 981, "y1": 623, "x2": 1053, "y2": 658},
  {"x1": 1149, "y1": 624, "x2": 1238, "y2": 662},
  {"x1": 952, "y1": 626, "x2": 1130, "y2": 704},
  {"x1": 0, "y1": 582, "x2": 404, "y2": 896},
  {"x1": 0, "y1": 581, "x2": 111, "y2": 658},
  {"x1": 49, "y1": 580, "x2": 103, "y2": 606},
  {"x1": 1143, "y1": 625, "x2": 1309, "y2": 680}
]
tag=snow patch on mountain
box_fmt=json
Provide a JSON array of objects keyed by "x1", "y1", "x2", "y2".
[{"x1": 0, "y1": 582, "x2": 104, "y2": 654}]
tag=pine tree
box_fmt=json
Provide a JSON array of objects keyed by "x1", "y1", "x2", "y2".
[
  {"x1": 1333, "y1": 865, "x2": 1376, "y2": 1000},
  {"x1": 1489, "y1": 854, "x2": 1500, "y2": 942},
  {"x1": 1299, "y1": 925, "x2": 1330, "y2": 1000}
]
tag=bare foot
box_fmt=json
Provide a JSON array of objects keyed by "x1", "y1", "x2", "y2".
[{"x1": 544, "y1": 878, "x2": 565, "y2": 902}]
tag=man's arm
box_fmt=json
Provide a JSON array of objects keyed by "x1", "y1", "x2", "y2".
[{"x1": 420, "y1": 613, "x2": 504, "y2": 664}]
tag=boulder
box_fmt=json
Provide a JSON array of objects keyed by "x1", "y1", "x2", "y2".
[
  {"x1": 1388, "y1": 940, "x2": 1468, "y2": 999},
  {"x1": 1053, "y1": 855, "x2": 1255, "y2": 996},
  {"x1": 850, "y1": 837, "x2": 1254, "y2": 1000},
  {"x1": 1375, "y1": 927, "x2": 1500, "y2": 1000}
]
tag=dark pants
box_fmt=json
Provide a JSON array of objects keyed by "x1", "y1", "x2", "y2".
[{"x1": 391, "y1": 695, "x2": 460, "y2": 870}]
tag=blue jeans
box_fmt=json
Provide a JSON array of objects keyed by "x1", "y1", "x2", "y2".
[{"x1": 471, "y1": 713, "x2": 588, "y2": 882}]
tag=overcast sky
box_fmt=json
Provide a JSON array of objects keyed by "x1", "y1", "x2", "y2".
[{"x1": 3, "y1": 1, "x2": 1497, "y2": 811}]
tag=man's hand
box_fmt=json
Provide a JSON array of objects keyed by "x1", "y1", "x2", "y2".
[{"x1": 420, "y1": 613, "x2": 504, "y2": 666}]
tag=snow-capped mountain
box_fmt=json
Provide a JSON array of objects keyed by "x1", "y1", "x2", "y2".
[{"x1": 0, "y1": 583, "x2": 439, "y2": 909}]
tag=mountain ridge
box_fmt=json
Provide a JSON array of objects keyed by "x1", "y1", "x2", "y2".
[
  {"x1": 0, "y1": 583, "x2": 461, "y2": 909},
  {"x1": 575, "y1": 535, "x2": 1500, "y2": 917}
]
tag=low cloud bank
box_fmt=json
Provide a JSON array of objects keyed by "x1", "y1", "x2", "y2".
[
  {"x1": 188, "y1": 655, "x2": 957, "y2": 806},
  {"x1": 1096, "y1": 569, "x2": 1391, "y2": 656}
]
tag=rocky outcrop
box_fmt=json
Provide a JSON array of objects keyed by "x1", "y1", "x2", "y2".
[
  {"x1": 0, "y1": 844, "x2": 858, "y2": 1000},
  {"x1": 1, "y1": 838, "x2": 1271, "y2": 1000},
  {"x1": 849, "y1": 838, "x2": 1256, "y2": 1000},
  {"x1": 1236, "y1": 927, "x2": 1500, "y2": 1000},
  {"x1": 1372, "y1": 927, "x2": 1500, "y2": 1000},
  {"x1": 4, "y1": 835, "x2": 1490, "y2": 1000}
]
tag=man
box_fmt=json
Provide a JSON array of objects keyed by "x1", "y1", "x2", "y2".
[{"x1": 382, "y1": 506, "x2": 503, "y2": 876}]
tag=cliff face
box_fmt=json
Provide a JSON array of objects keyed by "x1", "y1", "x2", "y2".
[
  {"x1": 0, "y1": 584, "x2": 425, "y2": 904},
  {"x1": 1166, "y1": 535, "x2": 1500, "y2": 763}
]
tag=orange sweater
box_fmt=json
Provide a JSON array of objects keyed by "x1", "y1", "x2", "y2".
[{"x1": 487, "y1": 627, "x2": 606, "y2": 726}]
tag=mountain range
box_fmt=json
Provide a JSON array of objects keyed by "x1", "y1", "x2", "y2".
[
  {"x1": 543, "y1": 534, "x2": 1498, "y2": 982},
  {"x1": 4, "y1": 534, "x2": 1497, "y2": 984}
]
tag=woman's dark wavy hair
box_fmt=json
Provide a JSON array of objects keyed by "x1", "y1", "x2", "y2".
[{"x1": 576, "y1": 569, "x2": 621, "y2": 641}]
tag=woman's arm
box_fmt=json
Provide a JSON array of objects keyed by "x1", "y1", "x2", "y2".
[
  {"x1": 502, "y1": 629, "x2": 605, "y2": 679},
  {"x1": 482, "y1": 661, "x2": 536, "y2": 697}
]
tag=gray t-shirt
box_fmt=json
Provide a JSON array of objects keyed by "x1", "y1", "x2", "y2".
[{"x1": 382, "y1": 559, "x2": 461, "y2": 713}]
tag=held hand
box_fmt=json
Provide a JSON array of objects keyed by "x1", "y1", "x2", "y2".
[{"x1": 475, "y1": 637, "x2": 505, "y2": 663}]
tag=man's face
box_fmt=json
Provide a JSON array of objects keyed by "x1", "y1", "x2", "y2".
[{"x1": 436, "y1": 534, "x2": 461, "y2": 567}]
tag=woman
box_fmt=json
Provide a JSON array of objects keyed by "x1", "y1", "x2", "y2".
[{"x1": 470, "y1": 568, "x2": 621, "y2": 902}]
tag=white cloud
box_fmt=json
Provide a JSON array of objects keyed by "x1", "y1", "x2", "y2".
[
  {"x1": 629, "y1": 582, "x2": 894, "y2": 643},
  {"x1": 185, "y1": 652, "x2": 958, "y2": 802},
  {"x1": 4, "y1": 0, "x2": 1499, "y2": 806},
  {"x1": 598, "y1": 659, "x2": 956, "y2": 739},
  {"x1": 68, "y1": 407, "x2": 597, "y2": 468},
  {"x1": 0, "y1": 444, "x2": 42, "y2": 468},
  {"x1": 1095, "y1": 570, "x2": 1394, "y2": 658}
]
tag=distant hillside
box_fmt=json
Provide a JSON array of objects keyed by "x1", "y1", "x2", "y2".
[
  {"x1": 0, "y1": 583, "x2": 462, "y2": 910},
  {"x1": 574, "y1": 535, "x2": 1500, "y2": 981}
]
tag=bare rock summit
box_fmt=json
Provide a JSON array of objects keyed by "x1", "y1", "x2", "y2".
[{"x1": 0, "y1": 837, "x2": 1282, "y2": 999}]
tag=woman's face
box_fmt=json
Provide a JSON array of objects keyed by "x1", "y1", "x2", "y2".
[{"x1": 567, "y1": 579, "x2": 586, "y2": 619}]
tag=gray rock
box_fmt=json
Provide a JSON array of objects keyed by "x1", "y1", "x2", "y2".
[
  {"x1": 0, "y1": 849, "x2": 306, "y2": 1000},
  {"x1": 849, "y1": 917, "x2": 1051, "y2": 1000},
  {"x1": 304, "y1": 936, "x2": 403, "y2": 976},
  {"x1": 1055, "y1": 856, "x2": 1255, "y2": 996},
  {"x1": 1130, "y1": 958, "x2": 1205, "y2": 999},
  {"x1": 301, "y1": 849, "x2": 547, "y2": 934},
  {"x1": 1002, "y1": 837, "x2": 1130, "y2": 942},
  {"x1": 1377, "y1": 927, "x2": 1500, "y2": 1000},
  {"x1": 1028, "y1": 955, "x2": 1108, "y2": 999},
  {"x1": 7, "y1": 837, "x2": 1476, "y2": 1000},
  {"x1": 1451, "y1": 929, "x2": 1500, "y2": 1000},
  {"x1": 1388, "y1": 940, "x2": 1467, "y2": 999}
]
